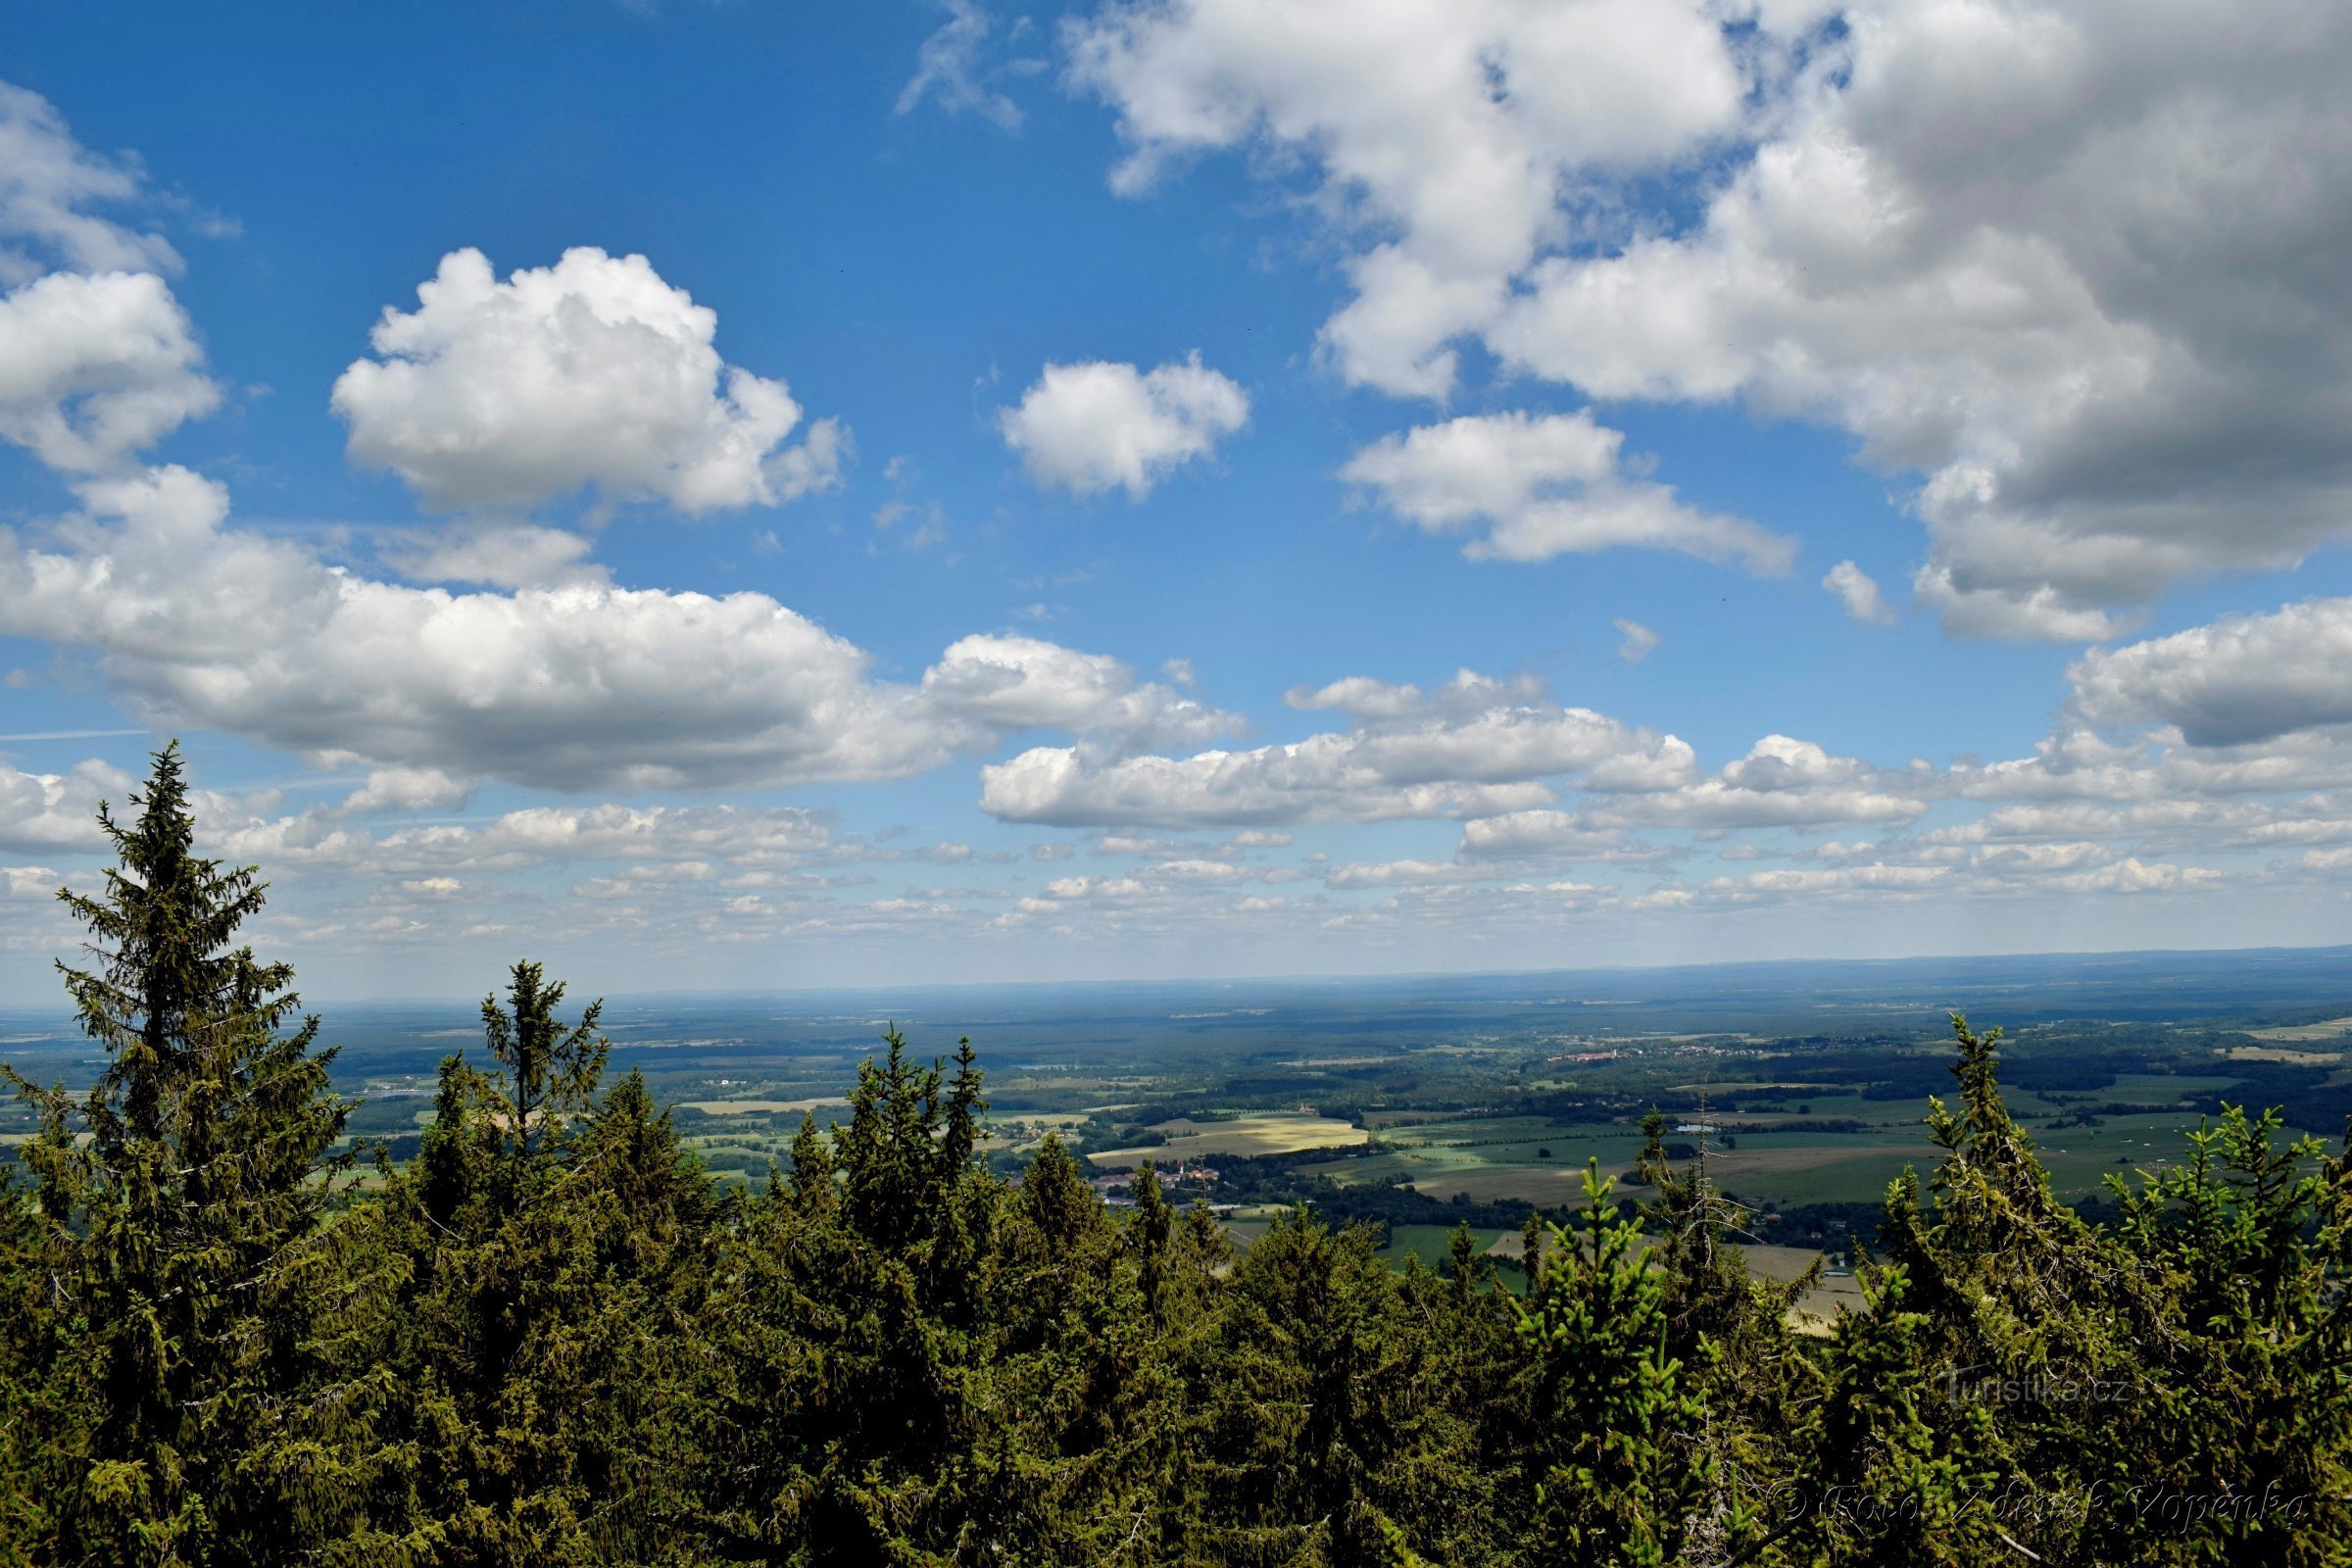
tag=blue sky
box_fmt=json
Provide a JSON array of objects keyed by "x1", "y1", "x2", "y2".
[{"x1": 5, "y1": 0, "x2": 2352, "y2": 999}]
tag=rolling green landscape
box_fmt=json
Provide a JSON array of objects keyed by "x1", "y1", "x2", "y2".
[
  {"x1": 17, "y1": 891, "x2": 2343, "y2": 1363},
  {"x1": 18, "y1": 929, "x2": 2344, "y2": 1288}
]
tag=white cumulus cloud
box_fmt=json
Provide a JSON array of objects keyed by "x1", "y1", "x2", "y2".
[
  {"x1": 1069, "y1": 0, "x2": 2352, "y2": 633},
  {"x1": 1342, "y1": 413, "x2": 1792, "y2": 572},
  {"x1": 1067, "y1": 0, "x2": 1750, "y2": 398},
  {"x1": 980, "y1": 669, "x2": 1675, "y2": 827},
  {"x1": 0, "y1": 757, "x2": 128, "y2": 853},
  {"x1": 921, "y1": 633, "x2": 1240, "y2": 751},
  {"x1": 2066, "y1": 598, "x2": 2352, "y2": 749},
  {"x1": 1579, "y1": 736, "x2": 1927, "y2": 831},
  {"x1": 0, "y1": 270, "x2": 220, "y2": 473},
  {"x1": 332, "y1": 247, "x2": 847, "y2": 514},
  {"x1": 0, "y1": 81, "x2": 186, "y2": 283},
  {"x1": 0, "y1": 85, "x2": 219, "y2": 474},
  {"x1": 0, "y1": 466, "x2": 1226, "y2": 793},
  {"x1": 999, "y1": 353, "x2": 1248, "y2": 498},
  {"x1": 375, "y1": 521, "x2": 605, "y2": 589},
  {"x1": 340, "y1": 766, "x2": 474, "y2": 815}
]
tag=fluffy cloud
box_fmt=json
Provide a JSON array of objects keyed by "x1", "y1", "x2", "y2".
[
  {"x1": 1537, "y1": 735, "x2": 1927, "y2": 834},
  {"x1": 980, "y1": 743, "x2": 1554, "y2": 828},
  {"x1": 921, "y1": 634, "x2": 1239, "y2": 750},
  {"x1": 1499, "y1": 1, "x2": 2352, "y2": 635},
  {"x1": 213, "y1": 800, "x2": 842, "y2": 878},
  {"x1": 981, "y1": 669, "x2": 1670, "y2": 826},
  {"x1": 1287, "y1": 822, "x2": 2232, "y2": 916},
  {"x1": 1146, "y1": 858, "x2": 1250, "y2": 885},
  {"x1": 1823, "y1": 561, "x2": 1897, "y2": 625},
  {"x1": 2050, "y1": 858, "x2": 2220, "y2": 895},
  {"x1": 1693, "y1": 863, "x2": 1949, "y2": 902},
  {"x1": 981, "y1": 673, "x2": 1924, "y2": 838},
  {"x1": 1282, "y1": 673, "x2": 1463, "y2": 719},
  {"x1": 332, "y1": 247, "x2": 846, "y2": 513},
  {"x1": 0, "y1": 81, "x2": 185, "y2": 284},
  {"x1": 999, "y1": 353, "x2": 1247, "y2": 498},
  {"x1": 1324, "y1": 858, "x2": 1493, "y2": 890},
  {"x1": 1068, "y1": 0, "x2": 1748, "y2": 397},
  {"x1": 0, "y1": 758, "x2": 127, "y2": 853},
  {"x1": 0, "y1": 86, "x2": 219, "y2": 474},
  {"x1": 0, "y1": 270, "x2": 220, "y2": 473},
  {"x1": 1039, "y1": 874, "x2": 1147, "y2": 901},
  {"x1": 339, "y1": 766, "x2": 473, "y2": 815},
  {"x1": 0, "y1": 865, "x2": 61, "y2": 899},
  {"x1": 375, "y1": 521, "x2": 604, "y2": 588},
  {"x1": 1623, "y1": 845, "x2": 2226, "y2": 911},
  {"x1": 1457, "y1": 810, "x2": 1644, "y2": 861},
  {"x1": 1342, "y1": 413, "x2": 1792, "y2": 572},
  {"x1": 1071, "y1": 0, "x2": 2352, "y2": 632},
  {"x1": 2066, "y1": 598, "x2": 2352, "y2": 749},
  {"x1": 1936, "y1": 718, "x2": 2352, "y2": 808},
  {"x1": 0, "y1": 466, "x2": 1223, "y2": 792}
]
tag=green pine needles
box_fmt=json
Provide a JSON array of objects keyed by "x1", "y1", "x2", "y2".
[{"x1": 1, "y1": 747, "x2": 2348, "y2": 1566}]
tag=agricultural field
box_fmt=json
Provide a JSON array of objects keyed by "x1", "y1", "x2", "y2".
[
  {"x1": 2220, "y1": 1044, "x2": 2343, "y2": 1064},
  {"x1": 2245, "y1": 1015, "x2": 2352, "y2": 1042},
  {"x1": 1085, "y1": 1111, "x2": 1367, "y2": 1169}
]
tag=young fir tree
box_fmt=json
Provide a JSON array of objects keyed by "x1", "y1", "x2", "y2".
[
  {"x1": 928, "y1": 1035, "x2": 995, "y2": 1333},
  {"x1": 1, "y1": 743, "x2": 358, "y2": 1567},
  {"x1": 1129, "y1": 1159, "x2": 1177, "y2": 1327},
  {"x1": 1512, "y1": 1160, "x2": 1709, "y2": 1567},
  {"x1": 0, "y1": 1158, "x2": 65, "y2": 1568},
  {"x1": 968, "y1": 1133, "x2": 1148, "y2": 1562}
]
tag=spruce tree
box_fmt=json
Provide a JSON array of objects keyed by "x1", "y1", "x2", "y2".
[
  {"x1": 784, "y1": 1107, "x2": 839, "y2": 1218},
  {"x1": 3, "y1": 743, "x2": 356, "y2": 1567},
  {"x1": 1513, "y1": 1160, "x2": 1708, "y2": 1566}
]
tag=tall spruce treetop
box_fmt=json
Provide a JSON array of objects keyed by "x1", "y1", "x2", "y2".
[
  {"x1": 479, "y1": 959, "x2": 609, "y2": 1166},
  {"x1": 416, "y1": 961, "x2": 612, "y2": 1223},
  {"x1": 24, "y1": 742, "x2": 346, "y2": 1226},
  {"x1": 836, "y1": 1025, "x2": 945, "y2": 1254},
  {"x1": 55, "y1": 742, "x2": 304, "y2": 1150}
]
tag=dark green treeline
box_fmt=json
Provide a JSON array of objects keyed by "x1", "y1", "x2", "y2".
[{"x1": 2, "y1": 748, "x2": 2348, "y2": 1567}]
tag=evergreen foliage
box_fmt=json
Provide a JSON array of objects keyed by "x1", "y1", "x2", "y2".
[
  {"x1": 0, "y1": 744, "x2": 356, "y2": 1566},
  {"x1": 1, "y1": 751, "x2": 2348, "y2": 1565}
]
